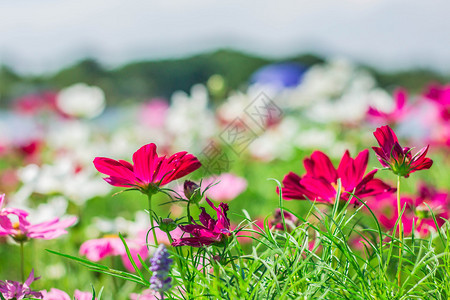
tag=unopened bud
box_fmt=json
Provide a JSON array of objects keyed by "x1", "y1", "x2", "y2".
[
  {"x1": 183, "y1": 180, "x2": 202, "y2": 204},
  {"x1": 160, "y1": 218, "x2": 177, "y2": 233}
]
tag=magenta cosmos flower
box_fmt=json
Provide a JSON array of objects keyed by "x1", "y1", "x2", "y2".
[
  {"x1": 0, "y1": 269, "x2": 42, "y2": 300},
  {"x1": 93, "y1": 143, "x2": 201, "y2": 194},
  {"x1": 367, "y1": 88, "x2": 409, "y2": 124},
  {"x1": 172, "y1": 198, "x2": 232, "y2": 247},
  {"x1": 372, "y1": 125, "x2": 433, "y2": 177},
  {"x1": 0, "y1": 194, "x2": 76, "y2": 242},
  {"x1": 280, "y1": 150, "x2": 394, "y2": 205}
]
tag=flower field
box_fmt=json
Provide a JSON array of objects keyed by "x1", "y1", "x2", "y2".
[{"x1": 0, "y1": 59, "x2": 449, "y2": 299}]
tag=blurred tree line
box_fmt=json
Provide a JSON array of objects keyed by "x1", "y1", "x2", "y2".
[{"x1": 0, "y1": 49, "x2": 448, "y2": 107}]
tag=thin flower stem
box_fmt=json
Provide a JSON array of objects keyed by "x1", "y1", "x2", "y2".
[
  {"x1": 147, "y1": 193, "x2": 158, "y2": 246},
  {"x1": 20, "y1": 241, "x2": 24, "y2": 282},
  {"x1": 397, "y1": 175, "x2": 403, "y2": 288},
  {"x1": 187, "y1": 201, "x2": 192, "y2": 224}
]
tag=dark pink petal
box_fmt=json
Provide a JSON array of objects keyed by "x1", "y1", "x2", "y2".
[
  {"x1": 337, "y1": 150, "x2": 369, "y2": 191},
  {"x1": 300, "y1": 176, "x2": 336, "y2": 202},
  {"x1": 394, "y1": 88, "x2": 407, "y2": 110},
  {"x1": 373, "y1": 126, "x2": 402, "y2": 157},
  {"x1": 279, "y1": 172, "x2": 316, "y2": 200},
  {"x1": 303, "y1": 151, "x2": 337, "y2": 183},
  {"x1": 198, "y1": 207, "x2": 214, "y2": 228},
  {"x1": 371, "y1": 147, "x2": 390, "y2": 168},
  {"x1": 93, "y1": 157, "x2": 136, "y2": 182},
  {"x1": 132, "y1": 143, "x2": 157, "y2": 184}
]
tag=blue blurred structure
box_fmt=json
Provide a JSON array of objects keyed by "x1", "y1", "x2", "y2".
[{"x1": 249, "y1": 62, "x2": 307, "y2": 88}]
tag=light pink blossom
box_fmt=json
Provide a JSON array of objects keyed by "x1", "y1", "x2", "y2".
[{"x1": 0, "y1": 194, "x2": 76, "y2": 242}]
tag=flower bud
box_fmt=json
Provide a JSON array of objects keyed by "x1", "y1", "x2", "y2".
[
  {"x1": 183, "y1": 180, "x2": 202, "y2": 204},
  {"x1": 159, "y1": 218, "x2": 178, "y2": 233}
]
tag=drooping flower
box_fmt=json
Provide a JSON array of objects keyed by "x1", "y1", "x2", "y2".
[
  {"x1": 149, "y1": 244, "x2": 173, "y2": 294},
  {"x1": 172, "y1": 198, "x2": 232, "y2": 247},
  {"x1": 0, "y1": 194, "x2": 77, "y2": 242},
  {"x1": 93, "y1": 143, "x2": 201, "y2": 194},
  {"x1": 372, "y1": 125, "x2": 433, "y2": 177},
  {"x1": 280, "y1": 150, "x2": 394, "y2": 204},
  {"x1": 367, "y1": 88, "x2": 409, "y2": 124},
  {"x1": 0, "y1": 269, "x2": 43, "y2": 300}
]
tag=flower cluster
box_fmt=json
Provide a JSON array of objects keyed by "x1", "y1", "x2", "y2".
[{"x1": 149, "y1": 244, "x2": 173, "y2": 294}]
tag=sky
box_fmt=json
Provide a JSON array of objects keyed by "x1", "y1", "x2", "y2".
[{"x1": 1, "y1": 0, "x2": 449, "y2": 75}]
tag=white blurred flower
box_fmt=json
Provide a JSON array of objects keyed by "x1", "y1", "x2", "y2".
[
  {"x1": 86, "y1": 211, "x2": 149, "y2": 238},
  {"x1": 15, "y1": 157, "x2": 110, "y2": 206},
  {"x1": 166, "y1": 84, "x2": 216, "y2": 151},
  {"x1": 248, "y1": 117, "x2": 300, "y2": 161},
  {"x1": 57, "y1": 83, "x2": 106, "y2": 118}
]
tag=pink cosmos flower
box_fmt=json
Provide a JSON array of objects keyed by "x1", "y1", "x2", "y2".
[
  {"x1": 73, "y1": 290, "x2": 95, "y2": 300},
  {"x1": 0, "y1": 269, "x2": 42, "y2": 300},
  {"x1": 80, "y1": 235, "x2": 149, "y2": 272},
  {"x1": 130, "y1": 289, "x2": 158, "y2": 300},
  {"x1": 372, "y1": 125, "x2": 433, "y2": 177},
  {"x1": 80, "y1": 227, "x2": 183, "y2": 272},
  {"x1": 367, "y1": 88, "x2": 409, "y2": 124},
  {"x1": 201, "y1": 173, "x2": 247, "y2": 202},
  {"x1": 41, "y1": 288, "x2": 71, "y2": 300},
  {"x1": 0, "y1": 194, "x2": 77, "y2": 242},
  {"x1": 371, "y1": 183, "x2": 449, "y2": 236},
  {"x1": 139, "y1": 99, "x2": 169, "y2": 128},
  {"x1": 280, "y1": 150, "x2": 394, "y2": 205},
  {"x1": 172, "y1": 198, "x2": 232, "y2": 247},
  {"x1": 93, "y1": 143, "x2": 201, "y2": 194}
]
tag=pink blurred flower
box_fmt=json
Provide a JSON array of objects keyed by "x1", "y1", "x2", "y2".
[
  {"x1": 372, "y1": 125, "x2": 433, "y2": 177},
  {"x1": 0, "y1": 269, "x2": 42, "y2": 300},
  {"x1": 235, "y1": 218, "x2": 265, "y2": 244},
  {"x1": 280, "y1": 150, "x2": 394, "y2": 205},
  {"x1": 80, "y1": 235, "x2": 149, "y2": 272},
  {"x1": 172, "y1": 198, "x2": 232, "y2": 247},
  {"x1": 93, "y1": 143, "x2": 201, "y2": 194},
  {"x1": 130, "y1": 289, "x2": 158, "y2": 300},
  {"x1": 0, "y1": 194, "x2": 76, "y2": 242},
  {"x1": 202, "y1": 173, "x2": 247, "y2": 202},
  {"x1": 41, "y1": 288, "x2": 71, "y2": 300},
  {"x1": 371, "y1": 183, "x2": 449, "y2": 236},
  {"x1": 139, "y1": 99, "x2": 169, "y2": 128},
  {"x1": 367, "y1": 88, "x2": 409, "y2": 124},
  {"x1": 41, "y1": 288, "x2": 96, "y2": 300},
  {"x1": 80, "y1": 226, "x2": 184, "y2": 272},
  {"x1": 175, "y1": 173, "x2": 247, "y2": 202},
  {"x1": 12, "y1": 91, "x2": 58, "y2": 116},
  {"x1": 73, "y1": 290, "x2": 95, "y2": 300}
]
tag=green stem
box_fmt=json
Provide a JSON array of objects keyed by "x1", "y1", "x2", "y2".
[
  {"x1": 187, "y1": 201, "x2": 192, "y2": 224},
  {"x1": 165, "y1": 233, "x2": 191, "y2": 295},
  {"x1": 147, "y1": 193, "x2": 158, "y2": 246},
  {"x1": 20, "y1": 241, "x2": 24, "y2": 282},
  {"x1": 397, "y1": 175, "x2": 403, "y2": 288}
]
